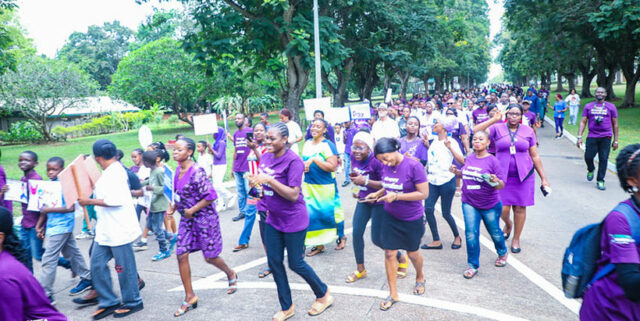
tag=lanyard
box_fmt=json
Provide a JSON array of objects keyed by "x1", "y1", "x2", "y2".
[{"x1": 508, "y1": 125, "x2": 519, "y2": 146}]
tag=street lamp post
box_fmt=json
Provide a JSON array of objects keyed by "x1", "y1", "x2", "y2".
[{"x1": 313, "y1": 0, "x2": 322, "y2": 99}]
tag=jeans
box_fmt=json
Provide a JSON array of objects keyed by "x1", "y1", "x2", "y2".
[
  {"x1": 135, "y1": 204, "x2": 147, "y2": 221},
  {"x1": 265, "y1": 224, "x2": 327, "y2": 311},
  {"x1": 238, "y1": 201, "x2": 258, "y2": 245},
  {"x1": 40, "y1": 232, "x2": 91, "y2": 296},
  {"x1": 147, "y1": 212, "x2": 173, "y2": 252},
  {"x1": 424, "y1": 177, "x2": 459, "y2": 242},
  {"x1": 20, "y1": 227, "x2": 44, "y2": 272},
  {"x1": 90, "y1": 242, "x2": 142, "y2": 309},
  {"x1": 258, "y1": 211, "x2": 267, "y2": 245},
  {"x1": 569, "y1": 105, "x2": 579, "y2": 124},
  {"x1": 343, "y1": 153, "x2": 352, "y2": 183},
  {"x1": 585, "y1": 137, "x2": 612, "y2": 182},
  {"x1": 462, "y1": 202, "x2": 507, "y2": 269},
  {"x1": 234, "y1": 171, "x2": 250, "y2": 214},
  {"x1": 352, "y1": 203, "x2": 384, "y2": 265},
  {"x1": 554, "y1": 117, "x2": 564, "y2": 134}
]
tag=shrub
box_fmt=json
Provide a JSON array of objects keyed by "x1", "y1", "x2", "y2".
[
  {"x1": 1, "y1": 120, "x2": 44, "y2": 142},
  {"x1": 51, "y1": 110, "x2": 157, "y2": 139}
]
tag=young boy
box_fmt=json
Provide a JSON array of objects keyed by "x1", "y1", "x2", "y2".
[
  {"x1": 36, "y1": 157, "x2": 93, "y2": 303},
  {"x1": 19, "y1": 151, "x2": 44, "y2": 272},
  {"x1": 142, "y1": 151, "x2": 176, "y2": 261}
]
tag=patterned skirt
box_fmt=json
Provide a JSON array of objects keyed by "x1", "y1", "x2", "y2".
[
  {"x1": 176, "y1": 209, "x2": 222, "y2": 258},
  {"x1": 303, "y1": 182, "x2": 338, "y2": 247}
]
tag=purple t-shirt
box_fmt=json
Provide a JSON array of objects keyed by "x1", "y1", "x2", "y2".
[
  {"x1": 472, "y1": 108, "x2": 489, "y2": 124},
  {"x1": 0, "y1": 251, "x2": 67, "y2": 321},
  {"x1": 213, "y1": 138, "x2": 227, "y2": 165},
  {"x1": 400, "y1": 137, "x2": 428, "y2": 162},
  {"x1": 461, "y1": 154, "x2": 506, "y2": 209},
  {"x1": 260, "y1": 150, "x2": 309, "y2": 233},
  {"x1": 233, "y1": 127, "x2": 253, "y2": 172},
  {"x1": 582, "y1": 101, "x2": 617, "y2": 138},
  {"x1": 350, "y1": 153, "x2": 384, "y2": 200},
  {"x1": 344, "y1": 127, "x2": 358, "y2": 155},
  {"x1": 580, "y1": 199, "x2": 640, "y2": 321},
  {"x1": 381, "y1": 156, "x2": 428, "y2": 221},
  {"x1": 0, "y1": 165, "x2": 12, "y2": 211},
  {"x1": 21, "y1": 170, "x2": 42, "y2": 229},
  {"x1": 524, "y1": 111, "x2": 537, "y2": 127}
]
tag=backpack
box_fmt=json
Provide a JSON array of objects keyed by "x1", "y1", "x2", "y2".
[{"x1": 561, "y1": 202, "x2": 640, "y2": 298}]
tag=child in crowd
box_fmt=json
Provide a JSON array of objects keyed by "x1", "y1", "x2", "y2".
[
  {"x1": 19, "y1": 151, "x2": 45, "y2": 272},
  {"x1": 35, "y1": 157, "x2": 93, "y2": 302},
  {"x1": 334, "y1": 124, "x2": 345, "y2": 174},
  {"x1": 196, "y1": 141, "x2": 214, "y2": 179},
  {"x1": 130, "y1": 148, "x2": 150, "y2": 221},
  {"x1": 142, "y1": 151, "x2": 176, "y2": 261}
]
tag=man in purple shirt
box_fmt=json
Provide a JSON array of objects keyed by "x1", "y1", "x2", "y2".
[
  {"x1": 577, "y1": 87, "x2": 619, "y2": 190},
  {"x1": 232, "y1": 113, "x2": 254, "y2": 221}
]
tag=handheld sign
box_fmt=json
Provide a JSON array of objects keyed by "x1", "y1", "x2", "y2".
[
  {"x1": 5, "y1": 179, "x2": 28, "y2": 203},
  {"x1": 349, "y1": 103, "x2": 372, "y2": 120},
  {"x1": 27, "y1": 180, "x2": 63, "y2": 212},
  {"x1": 193, "y1": 114, "x2": 219, "y2": 136},
  {"x1": 59, "y1": 155, "x2": 102, "y2": 229},
  {"x1": 138, "y1": 125, "x2": 153, "y2": 149},
  {"x1": 303, "y1": 97, "x2": 331, "y2": 121},
  {"x1": 327, "y1": 107, "x2": 351, "y2": 124},
  {"x1": 163, "y1": 165, "x2": 174, "y2": 204}
]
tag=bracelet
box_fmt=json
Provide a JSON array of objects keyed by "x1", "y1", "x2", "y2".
[
  {"x1": 577, "y1": 136, "x2": 582, "y2": 139},
  {"x1": 393, "y1": 193, "x2": 398, "y2": 201},
  {"x1": 364, "y1": 176, "x2": 370, "y2": 186}
]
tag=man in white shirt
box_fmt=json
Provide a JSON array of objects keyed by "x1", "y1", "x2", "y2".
[
  {"x1": 371, "y1": 103, "x2": 400, "y2": 141},
  {"x1": 78, "y1": 139, "x2": 143, "y2": 319},
  {"x1": 279, "y1": 108, "x2": 303, "y2": 155}
]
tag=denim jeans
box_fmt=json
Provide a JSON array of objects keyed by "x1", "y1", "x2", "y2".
[
  {"x1": 238, "y1": 201, "x2": 257, "y2": 245},
  {"x1": 569, "y1": 105, "x2": 579, "y2": 124},
  {"x1": 135, "y1": 204, "x2": 147, "y2": 221},
  {"x1": 343, "y1": 152, "x2": 352, "y2": 183},
  {"x1": 265, "y1": 224, "x2": 327, "y2": 311},
  {"x1": 20, "y1": 227, "x2": 44, "y2": 272},
  {"x1": 352, "y1": 202, "x2": 384, "y2": 265},
  {"x1": 90, "y1": 242, "x2": 142, "y2": 309},
  {"x1": 424, "y1": 177, "x2": 459, "y2": 242},
  {"x1": 147, "y1": 212, "x2": 172, "y2": 252},
  {"x1": 234, "y1": 171, "x2": 250, "y2": 214},
  {"x1": 554, "y1": 117, "x2": 564, "y2": 134},
  {"x1": 462, "y1": 202, "x2": 507, "y2": 269},
  {"x1": 585, "y1": 137, "x2": 612, "y2": 182}
]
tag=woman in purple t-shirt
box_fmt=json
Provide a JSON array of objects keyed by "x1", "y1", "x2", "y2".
[
  {"x1": 580, "y1": 144, "x2": 640, "y2": 320},
  {"x1": 364, "y1": 138, "x2": 429, "y2": 311},
  {"x1": 451, "y1": 130, "x2": 508, "y2": 279},
  {"x1": 249, "y1": 122, "x2": 333, "y2": 320}
]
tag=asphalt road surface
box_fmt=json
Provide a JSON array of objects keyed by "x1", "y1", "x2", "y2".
[{"x1": 43, "y1": 124, "x2": 626, "y2": 321}]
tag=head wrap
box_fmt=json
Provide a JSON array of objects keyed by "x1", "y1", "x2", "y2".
[{"x1": 353, "y1": 131, "x2": 374, "y2": 151}]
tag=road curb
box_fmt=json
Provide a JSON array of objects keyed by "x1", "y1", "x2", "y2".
[{"x1": 543, "y1": 116, "x2": 617, "y2": 174}]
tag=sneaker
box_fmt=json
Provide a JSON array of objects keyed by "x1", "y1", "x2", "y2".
[
  {"x1": 227, "y1": 195, "x2": 237, "y2": 209},
  {"x1": 597, "y1": 181, "x2": 606, "y2": 190},
  {"x1": 48, "y1": 295, "x2": 56, "y2": 305},
  {"x1": 75, "y1": 231, "x2": 94, "y2": 240},
  {"x1": 69, "y1": 279, "x2": 92, "y2": 296},
  {"x1": 133, "y1": 241, "x2": 148, "y2": 252},
  {"x1": 169, "y1": 234, "x2": 178, "y2": 252},
  {"x1": 215, "y1": 200, "x2": 225, "y2": 212},
  {"x1": 341, "y1": 181, "x2": 350, "y2": 187},
  {"x1": 232, "y1": 213, "x2": 245, "y2": 222},
  {"x1": 152, "y1": 250, "x2": 171, "y2": 261},
  {"x1": 587, "y1": 171, "x2": 594, "y2": 181},
  {"x1": 148, "y1": 230, "x2": 154, "y2": 236}
]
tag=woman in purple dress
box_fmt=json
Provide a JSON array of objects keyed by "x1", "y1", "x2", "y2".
[
  {"x1": 168, "y1": 138, "x2": 237, "y2": 317},
  {"x1": 473, "y1": 104, "x2": 550, "y2": 253}
]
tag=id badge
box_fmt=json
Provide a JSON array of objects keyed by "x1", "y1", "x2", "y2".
[
  {"x1": 509, "y1": 145, "x2": 516, "y2": 155},
  {"x1": 174, "y1": 194, "x2": 181, "y2": 203}
]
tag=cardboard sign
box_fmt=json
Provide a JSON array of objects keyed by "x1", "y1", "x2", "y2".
[
  {"x1": 59, "y1": 155, "x2": 101, "y2": 206},
  {"x1": 138, "y1": 125, "x2": 153, "y2": 149},
  {"x1": 385, "y1": 88, "x2": 392, "y2": 103},
  {"x1": 5, "y1": 179, "x2": 27, "y2": 203},
  {"x1": 349, "y1": 103, "x2": 372, "y2": 120},
  {"x1": 163, "y1": 165, "x2": 174, "y2": 204},
  {"x1": 27, "y1": 180, "x2": 63, "y2": 211},
  {"x1": 327, "y1": 107, "x2": 351, "y2": 124},
  {"x1": 303, "y1": 97, "x2": 331, "y2": 121},
  {"x1": 193, "y1": 114, "x2": 219, "y2": 136}
]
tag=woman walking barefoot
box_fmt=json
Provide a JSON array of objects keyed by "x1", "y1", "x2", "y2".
[{"x1": 169, "y1": 138, "x2": 237, "y2": 317}]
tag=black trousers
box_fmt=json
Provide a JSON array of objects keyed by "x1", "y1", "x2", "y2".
[{"x1": 584, "y1": 136, "x2": 611, "y2": 182}]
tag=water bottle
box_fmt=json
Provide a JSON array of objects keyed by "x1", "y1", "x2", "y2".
[{"x1": 564, "y1": 275, "x2": 579, "y2": 298}]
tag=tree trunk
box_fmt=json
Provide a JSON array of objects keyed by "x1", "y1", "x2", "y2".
[
  {"x1": 322, "y1": 58, "x2": 353, "y2": 107},
  {"x1": 564, "y1": 73, "x2": 576, "y2": 91},
  {"x1": 580, "y1": 69, "x2": 595, "y2": 98},
  {"x1": 620, "y1": 57, "x2": 640, "y2": 108},
  {"x1": 434, "y1": 74, "x2": 443, "y2": 93},
  {"x1": 399, "y1": 70, "x2": 410, "y2": 99},
  {"x1": 595, "y1": 48, "x2": 617, "y2": 99},
  {"x1": 555, "y1": 73, "x2": 564, "y2": 91},
  {"x1": 281, "y1": 55, "x2": 310, "y2": 123},
  {"x1": 423, "y1": 75, "x2": 430, "y2": 96}
]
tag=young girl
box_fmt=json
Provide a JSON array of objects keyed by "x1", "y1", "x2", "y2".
[
  {"x1": 334, "y1": 124, "x2": 345, "y2": 174},
  {"x1": 400, "y1": 116, "x2": 428, "y2": 166},
  {"x1": 450, "y1": 130, "x2": 508, "y2": 279},
  {"x1": 130, "y1": 148, "x2": 150, "y2": 222},
  {"x1": 142, "y1": 151, "x2": 175, "y2": 261},
  {"x1": 169, "y1": 137, "x2": 237, "y2": 317},
  {"x1": 196, "y1": 141, "x2": 214, "y2": 179}
]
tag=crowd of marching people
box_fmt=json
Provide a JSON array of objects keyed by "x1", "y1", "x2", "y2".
[{"x1": 0, "y1": 83, "x2": 637, "y2": 321}]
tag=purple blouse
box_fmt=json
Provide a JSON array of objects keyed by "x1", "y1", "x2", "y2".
[{"x1": 21, "y1": 170, "x2": 42, "y2": 228}]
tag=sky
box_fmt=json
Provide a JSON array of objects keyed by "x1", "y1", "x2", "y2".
[{"x1": 488, "y1": 0, "x2": 505, "y2": 81}]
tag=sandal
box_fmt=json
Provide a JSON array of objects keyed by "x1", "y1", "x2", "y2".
[
  {"x1": 413, "y1": 281, "x2": 425, "y2": 295},
  {"x1": 272, "y1": 305, "x2": 295, "y2": 321},
  {"x1": 379, "y1": 296, "x2": 398, "y2": 311},
  {"x1": 113, "y1": 303, "x2": 144, "y2": 318},
  {"x1": 173, "y1": 296, "x2": 198, "y2": 317},
  {"x1": 306, "y1": 246, "x2": 325, "y2": 257},
  {"x1": 92, "y1": 304, "x2": 120, "y2": 320},
  {"x1": 233, "y1": 244, "x2": 249, "y2": 252},
  {"x1": 463, "y1": 267, "x2": 478, "y2": 279},
  {"x1": 396, "y1": 253, "x2": 409, "y2": 279},
  {"x1": 345, "y1": 270, "x2": 367, "y2": 283},
  {"x1": 495, "y1": 254, "x2": 508, "y2": 267},
  {"x1": 259, "y1": 267, "x2": 272, "y2": 278},
  {"x1": 334, "y1": 236, "x2": 347, "y2": 250},
  {"x1": 308, "y1": 295, "x2": 334, "y2": 316},
  {"x1": 227, "y1": 272, "x2": 238, "y2": 294}
]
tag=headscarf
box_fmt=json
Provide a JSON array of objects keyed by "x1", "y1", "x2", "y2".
[
  {"x1": 353, "y1": 131, "x2": 374, "y2": 151},
  {"x1": 213, "y1": 127, "x2": 226, "y2": 150}
]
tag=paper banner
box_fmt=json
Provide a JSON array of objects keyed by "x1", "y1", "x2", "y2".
[
  {"x1": 303, "y1": 97, "x2": 332, "y2": 121},
  {"x1": 327, "y1": 107, "x2": 351, "y2": 124},
  {"x1": 138, "y1": 125, "x2": 153, "y2": 149},
  {"x1": 5, "y1": 179, "x2": 27, "y2": 203},
  {"x1": 59, "y1": 155, "x2": 101, "y2": 206},
  {"x1": 349, "y1": 103, "x2": 372, "y2": 120},
  {"x1": 385, "y1": 88, "x2": 392, "y2": 103},
  {"x1": 27, "y1": 180, "x2": 63, "y2": 211},
  {"x1": 163, "y1": 165, "x2": 174, "y2": 204},
  {"x1": 193, "y1": 114, "x2": 219, "y2": 136}
]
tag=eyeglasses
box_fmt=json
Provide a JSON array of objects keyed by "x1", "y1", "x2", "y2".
[
  {"x1": 351, "y1": 146, "x2": 368, "y2": 152},
  {"x1": 506, "y1": 112, "x2": 522, "y2": 117}
]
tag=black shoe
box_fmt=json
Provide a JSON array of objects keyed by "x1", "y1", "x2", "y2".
[
  {"x1": 113, "y1": 303, "x2": 144, "y2": 318},
  {"x1": 420, "y1": 243, "x2": 443, "y2": 250},
  {"x1": 48, "y1": 295, "x2": 56, "y2": 305},
  {"x1": 510, "y1": 247, "x2": 521, "y2": 254},
  {"x1": 451, "y1": 243, "x2": 462, "y2": 250},
  {"x1": 92, "y1": 304, "x2": 120, "y2": 320},
  {"x1": 232, "y1": 213, "x2": 246, "y2": 222},
  {"x1": 138, "y1": 279, "x2": 145, "y2": 291},
  {"x1": 73, "y1": 296, "x2": 98, "y2": 306},
  {"x1": 341, "y1": 181, "x2": 350, "y2": 187}
]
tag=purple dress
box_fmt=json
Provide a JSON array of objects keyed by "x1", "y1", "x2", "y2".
[
  {"x1": 489, "y1": 123, "x2": 536, "y2": 207},
  {"x1": 174, "y1": 164, "x2": 222, "y2": 258}
]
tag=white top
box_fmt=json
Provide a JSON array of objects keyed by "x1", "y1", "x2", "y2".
[
  {"x1": 94, "y1": 162, "x2": 141, "y2": 247},
  {"x1": 196, "y1": 152, "x2": 214, "y2": 177},
  {"x1": 133, "y1": 166, "x2": 150, "y2": 207},
  {"x1": 285, "y1": 120, "x2": 303, "y2": 155},
  {"x1": 565, "y1": 94, "x2": 580, "y2": 107},
  {"x1": 420, "y1": 113, "x2": 441, "y2": 140},
  {"x1": 335, "y1": 131, "x2": 345, "y2": 154},
  {"x1": 427, "y1": 137, "x2": 462, "y2": 186},
  {"x1": 371, "y1": 117, "x2": 400, "y2": 141}
]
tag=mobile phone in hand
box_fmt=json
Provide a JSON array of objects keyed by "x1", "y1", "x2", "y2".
[
  {"x1": 246, "y1": 132, "x2": 254, "y2": 141},
  {"x1": 540, "y1": 185, "x2": 551, "y2": 197}
]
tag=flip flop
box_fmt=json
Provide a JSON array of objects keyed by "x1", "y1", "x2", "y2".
[
  {"x1": 233, "y1": 244, "x2": 249, "y2": 252},
  {"x1": 306, "y1": 246, "x2": 325, "y2": 257},
  {"x1": 113, "y1": 303, "x2": 144, "y2": 318},
  {"x1": 379, "y1": 296, "x2": 398, "y2": 311},
  {"x1": 92, "y1": 304, "x2": 120, "y2": 320},
  {"x1": 413, "y1": 281, "x2": 425, "y2": 295},
  {"x1": 463, "y1": 267, "x2": 478, "y2": 279},
  {"x1": 227, "y1": 273, "x2": 238, "y2": 294},
  {"x1": 173, "y1": 296, "x2": 198, "y2": 317},
  {"x1": 345, "y1": 270, "x2": 367, "y2": 283},
  {"x1": 259, "y1": 268, "x2": 272, "y2": 278},
  {"x1": 308, "y1": 295, "x2": 334, "y2": 316}
]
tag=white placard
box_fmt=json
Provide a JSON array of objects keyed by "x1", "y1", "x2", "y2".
[
  {"x1": 349, "y1": 103, "x2": 372, "y2": 120},
  {"x1": 193, "y1": 114, "x2": 219, "y2": 136},
  {"x1": 5, "y1": 179, "x2": 27, "y2": 203},
  {"x1": 27, "y1": 180, "x2": 63, "y2": 211},
  {"x1": 138, "y1": 125, "x2": 152, "y2": 149},
  {"x1": 327, "y1": 107, "x2": 351, "y2": 124},
  {"x1": 385, "y1": 88, "x2": 392, "y2": 103},
  {"x1": 303, "y1": 97, "x2": 332, "y2": 121}
]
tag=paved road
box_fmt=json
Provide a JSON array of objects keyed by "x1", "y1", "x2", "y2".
[{"x1": 44, "y1": 124, "x2": 627, "y2": 321}]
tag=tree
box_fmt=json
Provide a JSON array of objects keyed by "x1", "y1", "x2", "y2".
[
  {"x1": 57, "y1": 21, "x2": 134, "y2": 90},
  {"x1": 130, "y1": 8, "x2": 195, "y2": 51},
  {"x1": 0, "y1": 1, "x2": 33, "y2": 75},
  {"x1": 109, "y1": 38, "x2": 215, "y2": 126},
  {"x1": 0, "y1": 56, "x2": 98, "y2": 140}
]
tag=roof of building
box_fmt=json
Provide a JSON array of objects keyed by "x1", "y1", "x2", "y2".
[{"x1": 0, "y1": 96, "x2": 140, "y2": 118}]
